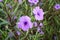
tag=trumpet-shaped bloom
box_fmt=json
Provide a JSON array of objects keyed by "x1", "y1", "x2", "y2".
[
  {"x1": 28, "y1": 0, "x2": 39, "y2": 5},
  {"x1": 33, "y1": 6, "x2": 44, "y2": 20},
  {"x1": 54, "y1": 4, "x2": 60, "y2": 10},
  {"x1": 17, "y1": 16, "x2": 33, "y2": 31}
]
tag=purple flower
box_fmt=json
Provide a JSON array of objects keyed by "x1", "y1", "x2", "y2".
[
  {"x1": 33, "y1": 6, "x2": 44, "y2": 20},
  {"x1": 17, "y1": 16, "x2": 33, "y2": 31},
  {"x1": 33, "y1": 22, "x2": 37, "y2": 27},
  {"x1": 16, "y1": 31, "x2": 20, "y2": 35},
  {"x1": 28, "y1": 0, "x2": 39, "y2": 5},
  {"x1": 0, "y1": 0, "x2": 2, "y2": 2},
  {"x1": 37, "y1": 27, "x2": 44, "y2": 35},
  {"x1": 54, "y1": 4, "x2": 60, "y2": 10}
]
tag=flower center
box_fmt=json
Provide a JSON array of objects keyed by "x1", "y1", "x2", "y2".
[
  {"x1": 57, "y1": 6, "x2": 59, "y2": 8},
  {"x1": 34, "y1": 0, "x2": 36, "y2": 2},
  {"x1": 24, "y1": 21, "x2": 27, "y2": 25},
  {"x1": 37, "y1": 13, "x2": 40, "y2": 16}
]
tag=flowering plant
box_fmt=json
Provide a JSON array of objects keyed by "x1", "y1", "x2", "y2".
[{"x1": 0, "y1": 0, "x2": 60, "y2": 40}]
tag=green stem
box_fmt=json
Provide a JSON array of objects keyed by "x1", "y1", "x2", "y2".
[
  {"x1": 20, "y1": 30, "x2": 29, "y2": 40},
  {"x1": 14, "y1": 4, "x2": 20, "y2": 14},
  {"x1": 34, "y1": 31, "x2": 38, "y2": 40},
  {"x1": 0, "y1": 18, "x2": 10, "y2": 25},
  {"x1": 0, "y1": 30, "x2": 6, "y2": 38},
  {"x1": 4, "y1": 0, "x2": 8, "y2": 4}
]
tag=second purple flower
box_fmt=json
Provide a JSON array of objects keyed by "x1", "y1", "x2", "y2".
[
  {"x1": 28, "y1": 0, "x2": 39, "y2": 5},
  {"x1": 33, "y1": 6, "x2": 44, "y2": 21}
]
